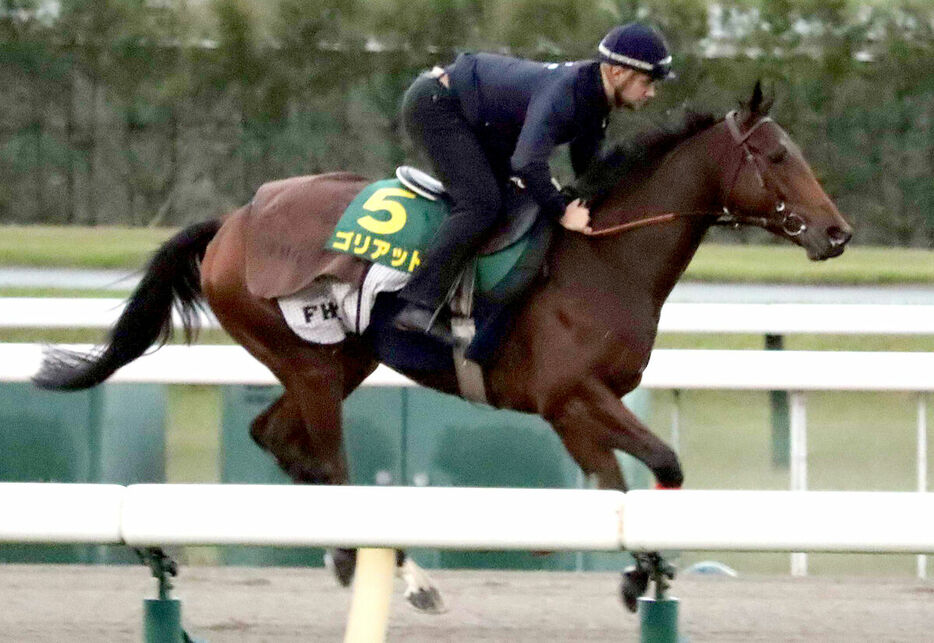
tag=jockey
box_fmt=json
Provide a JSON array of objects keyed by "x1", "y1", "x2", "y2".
[{"x1": 394, "y1": 23, "x2": 674, "y2": 343}]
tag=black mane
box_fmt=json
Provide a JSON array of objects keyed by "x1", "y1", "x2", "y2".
[{"x1": 574, "y1": 109, "x2": 719, "y2": 205}]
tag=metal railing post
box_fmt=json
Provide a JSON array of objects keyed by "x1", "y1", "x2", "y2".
[
  {"x1": 766, "y1": 334, "x2": 790, "y2": 468},
  {"x1": 790, "y1": 391, "x2": 808, "y2": 577},
  {"x1": 918, "y1": 393, "x2": 928, "y2": 580}
]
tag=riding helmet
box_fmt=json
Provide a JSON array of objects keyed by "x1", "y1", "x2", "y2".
[{"x1": 598, "y1": 23, "x2": 674, "y2": 81}]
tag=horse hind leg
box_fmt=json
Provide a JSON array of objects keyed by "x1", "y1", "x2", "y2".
[
  {"x1": 324, "y1": 549, "x2": 447, "y2": 614},
  {"x1": 325, "y1": 343, "x2": 444, "y2": 613},
  {"x1": 248, "y1": 389, "x2": 343, "y2": 485},
  {"x1": 249, "y1": 390, "x2": 359, "y2": 588},
  {"x1": 249, "y1": 365, "x2": 445, "y2": 613},
  {"x1": 248, "y1": 388, "x2": 358, "y2": 582},
  {"x1": 198, "y1": 205, "x2": 445, "y2": 606},
  {"x1": 398, "y1": 554, "x2": 446, "y2": 614}
]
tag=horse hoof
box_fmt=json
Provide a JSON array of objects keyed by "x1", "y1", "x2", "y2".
[
  {"x1": 399, "y1": 557, "x2": 447, "y2": 614},
  {"x1": 404, "y1": 585, "x2": 447, "y2": 614},
  {"x1": 620, "y1": 566, "x2": 649, "y2": 613},
  {"x1": 324, "y1": 548, "x2": 356, "y2": 587}
]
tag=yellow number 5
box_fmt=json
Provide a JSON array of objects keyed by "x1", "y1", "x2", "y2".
[{"x1": 358, "y1": 187, "x2": 415, "y2": 235}]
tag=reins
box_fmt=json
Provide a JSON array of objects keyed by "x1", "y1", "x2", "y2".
[{"x1": 582, "y1": 209, "x2": 718, "y2": 237}]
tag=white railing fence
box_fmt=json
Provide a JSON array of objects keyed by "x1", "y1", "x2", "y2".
[
  {"x1": 3, "y1": 297, "x2": 933, "y2": 577},
  {"x1": 5, "y1": 483, "x2": 933, "y2": 643},
  {"x1": 4, "y1": 483, "x2": 934, "y2": 554},
  {"x1": 3, "y1": 342, "x2": 932, "y2": 576},
  {"x1": 4, "y1": 298, "x2": 934, "y2": 335}
]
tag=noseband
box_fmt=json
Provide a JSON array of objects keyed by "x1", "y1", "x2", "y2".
[{"x1": 720, "y1": 110, "x2": 806, "y2": 237}]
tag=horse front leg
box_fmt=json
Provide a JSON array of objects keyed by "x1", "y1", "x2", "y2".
[
  {"x1": 546, "y1": 386, "x2": 682, "y2": 612},
  {"x1": 547, "y1": 388, "x2": 683, "y2": 490}
]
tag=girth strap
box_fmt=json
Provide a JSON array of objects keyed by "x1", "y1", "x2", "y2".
[{"x1": 450, "y1": 260, "x2": 488, "y2": 404}]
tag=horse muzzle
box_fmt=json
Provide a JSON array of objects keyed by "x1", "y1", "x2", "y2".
[
  {"x1": 805, "y1": 220, "x2": 853, "y2": 261},
  {"x1": 778, "y1": 200, "x2": 851, "y2": 261}
]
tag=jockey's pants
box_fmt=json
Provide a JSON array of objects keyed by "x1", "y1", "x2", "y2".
[{"x1": 397, "y1": 72, "x2": 506, "y2": 310}]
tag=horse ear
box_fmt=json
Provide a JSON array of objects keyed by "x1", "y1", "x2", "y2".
[
  {"x1": 761, "y1": 82, "x2": 775, "y2": 115},
  {"x1": 741, "y1": 80, "x2": 774, "y2": 120},
  {"x1": 749, "y1": 80, "x2": 764, "y2": 115}
]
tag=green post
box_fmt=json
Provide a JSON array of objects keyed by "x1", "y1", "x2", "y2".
[
  {"x1": 139, "y1": 548, "x2": 188, "y2": 643},
  {"x1": 766, "y1": 334, "x2": 790, "y2": 468},
  {"x1": 638, "y1": 554, "x2": 681, "y2": 643},
  {"x1": 639, "y1": 596, "x2": 680, "y2": 643},
  {"x1": 86, "y1": 388, "x2": 105, "y2": 564},
  {"x1": 144, "y1": 599, "x2": 183, "y2": 643}
]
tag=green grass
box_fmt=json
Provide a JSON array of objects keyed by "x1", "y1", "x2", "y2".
[
  {"x1": 0, "y1": 328, "x2": 234, "y2": 345},
  {"x1": 654, "y1": 333, "x2": 934, "y2": 353},
  {"x1": 0, "y1": 225, "x2": 172, "y2": 268},
  {"x1": 685, "y1": 244, "x2": 934, "y2": 284},
  {"x1": 0, "y1": 287, "x2": 135, "y2": 298},
  {"x1": 166, "y1": 385, "x2": 221, "y2": 484},
  {"x1": 2, "y1": 224, "x2": 933, "y2": 284}
]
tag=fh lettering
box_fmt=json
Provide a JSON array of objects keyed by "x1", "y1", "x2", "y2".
[{"x1": 302, "y1": 301, "x2": 340, "y2": 323}]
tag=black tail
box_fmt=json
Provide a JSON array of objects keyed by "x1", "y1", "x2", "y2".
[{"x1": 32, "y1": 219, "x2": 223, "y2": 391}]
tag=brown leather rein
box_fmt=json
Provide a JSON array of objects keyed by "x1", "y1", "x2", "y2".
[
  {"x1": 581, "y1": 110, "x2": 806, "y2": 239},
  {"x1": 582, "y1": 209, "x2": 715, "y2": 237}
]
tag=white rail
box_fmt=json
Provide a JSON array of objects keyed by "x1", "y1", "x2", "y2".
[
  {"x1": 121, "y1": 485, "x2": 624, "y2": 550},
  {"x1": 2, "y1": 343, "x2": 933, "y2": 391},
  {"x1": 4, "y1": 298, "x2": 934, "y2": 335},
  {"x1": 657, "y1": 302, "x2": 934, "y2": 335},
  {"x1": 621, "y1": 490, "x2": 934, "y2": 553},
  {"x1": 0, "y1": 298, "x2": 219, "y2": 330},
  {"x1": 3, "y1": 484, "x2": 934, "y2": 554},
  {"x1": 0, "y1": 483, "x2": 125, "y2": 544}
]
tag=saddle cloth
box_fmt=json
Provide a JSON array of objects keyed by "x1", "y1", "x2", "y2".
[
  {"x1": 279, "y1": 168, "x2": 551, "y2": 346},
  {"x1": 325, "y1": 172, "x2": 545, "y2": 300},
  {"x1": 277, "y1": 263, "x2": 409, "y2": 344}
]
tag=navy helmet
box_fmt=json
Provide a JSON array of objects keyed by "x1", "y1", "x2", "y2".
[{"x1": 598, "y1": 23, "x2": 674, "y2": 81}]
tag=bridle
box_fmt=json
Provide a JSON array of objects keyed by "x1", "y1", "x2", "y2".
[
  {"x1": 719, "y1": 109, "x2": 807, "y2": 237},
  {"x1": 584, "y1": 110, "x2": 807, "y2": 238}
]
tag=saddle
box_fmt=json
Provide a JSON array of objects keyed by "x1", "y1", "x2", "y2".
[
  {"x1": 327, "y1": 166, "x2": 553, "y2": 307},
  {"x1": 395, "y1": 166, "x2": 541, "y2": 256}
]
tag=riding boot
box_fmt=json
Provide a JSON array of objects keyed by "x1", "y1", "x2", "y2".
[
  {"x1": 394, "y1": 213, "x2": 488, "y2": 344},
  {"x1": 393, "y1": 302, "x2": 455, "y2": 345}
]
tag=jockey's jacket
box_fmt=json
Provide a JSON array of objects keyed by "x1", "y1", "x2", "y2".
[{"x1": 445, "y1": 52, "x2": 611, "y2": 219}]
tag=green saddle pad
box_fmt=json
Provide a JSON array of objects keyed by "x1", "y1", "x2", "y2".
[{"x1": 326, "y1": 178, "x2": 539, "y2": 295}]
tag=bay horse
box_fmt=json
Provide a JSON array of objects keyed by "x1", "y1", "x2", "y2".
[{"x1": 33, "y1": 83, "x2": 851, "y2": 611}]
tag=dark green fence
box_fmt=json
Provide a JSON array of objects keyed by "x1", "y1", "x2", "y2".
[{"x1": 0, "y1": 383, "x2": 165, "y2": 563}]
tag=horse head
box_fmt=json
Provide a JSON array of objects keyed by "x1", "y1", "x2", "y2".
[{"x1": 719, "y1": 81, "x2": 853, "y2": 260}]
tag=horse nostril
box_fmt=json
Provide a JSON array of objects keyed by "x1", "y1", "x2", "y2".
[{"x1": 828, "y1": 226, "x2": 852, "y2": 247}]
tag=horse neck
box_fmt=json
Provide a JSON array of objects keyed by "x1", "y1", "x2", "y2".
[{"x1": 556, "y1": 126, "x2": 724, "y2": 314}]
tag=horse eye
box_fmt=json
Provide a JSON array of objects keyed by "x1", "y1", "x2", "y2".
[{"x1": 768, "y1": 146, "x2": 787, "y2": 163}]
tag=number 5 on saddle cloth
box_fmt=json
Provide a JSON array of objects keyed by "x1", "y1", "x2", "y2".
[{"x1": 325, "y1": 166, "x2": 554, "y2": 362}]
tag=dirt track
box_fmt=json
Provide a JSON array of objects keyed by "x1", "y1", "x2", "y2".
[{"x1": 2, "y1": 565, "x2": 933, "y2": 641}]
